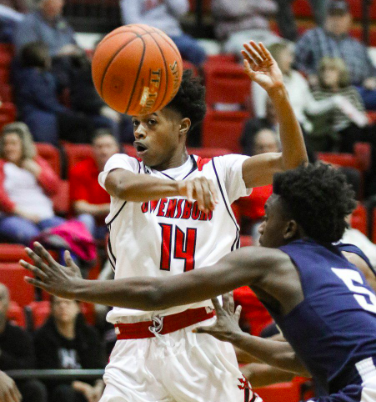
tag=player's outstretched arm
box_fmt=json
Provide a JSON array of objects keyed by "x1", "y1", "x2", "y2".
[
  {"x1": 194, "y1": 294, "x2": 310, "y2": 376},
  {"x1": 21, "y1": 242, "x2": 288, "y2": 310},
  {"x1": 105, "y1": 169, "x2": 218, "y2": 213},
  {"x1": 240, "y1": 42, "x2": 308, "y2": 188}
]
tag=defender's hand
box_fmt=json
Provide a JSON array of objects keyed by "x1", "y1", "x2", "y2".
[
  {"x1": 0, "y1": 371, "x2": 22, "y2": 402},
  {"x1": 20, "y1": 242, "x2": 82, "y2": 298},
  {"x1": 193, "y1": 293, "x2": 243, "y2": 342},
  {"x1": 178, "y1": 177, "x2": 218, "y2": 213},
  {"x1": 242, "y1": 41, "x2": 284, "y2": 94}
]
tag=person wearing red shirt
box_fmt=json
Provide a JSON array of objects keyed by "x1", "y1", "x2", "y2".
[{"x1": 69, "y1": 130, "x2": 119, "y2": 239}]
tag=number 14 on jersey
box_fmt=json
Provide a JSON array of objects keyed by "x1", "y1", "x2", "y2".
[{"x1": 159, "y1": 224, "x2": 197, "y2": 272}]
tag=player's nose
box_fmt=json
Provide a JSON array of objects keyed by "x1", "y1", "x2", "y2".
[{"x1": 134, "y1": 123, "x2": 147, "y2": 139}]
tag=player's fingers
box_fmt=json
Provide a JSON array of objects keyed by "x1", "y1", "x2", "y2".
[
  {"x1": 193, "y1": 180, "x2": 205, "y2": 211},
  {"x1": 24, "y1": 275, "x2": 48, "y2": 291},
  {"x1": 25, "y1": 247, "x2": 50, "y2": 273},
  {"x1": 211, "y1": 297, "x2": 223, "y2": 314},
  {"x1": 208, "y1": 179, "x2": 219, "y2": 205},
  {"x1": 33, "y1": 242, "x2": 58, "y2": 266},
  {"x1": 246, "y1": 41, "x2": 263, "y2": 65},
  {"x1": 235, "y1": 305, "x2": 242, "y2": 321},
  {"x1": 241, "y1": 50, "x2": 257, "y2": 70},
  {"x1": 10, "y1": 384, "x2": 21, "y2": 402},
  {"x1": 185, "y1": 181, "x2": 194, "y2": 203},
  {"x1": 64, "y1": 250, "x2": 77, "y2": 269},
  {"x1": 259, "y1": 42, "x2": 273, "y2": 60},
  {"x1": 20, "y1": 259, "x2": 48, "y2": 280},
  {"x1": 200, "y1": 178, "x2": 213, "y2": 212},
  {"x1": 228, "y1": 292, "x2": 235, "y2": 312},
  {"x1": 222, "y1": 293, "x2": 230, "y2": 311}
]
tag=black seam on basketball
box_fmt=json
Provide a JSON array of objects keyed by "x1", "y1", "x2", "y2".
[
  {"x1": 152, "y1": 31, "x2": 181, "y2": 59},
  {"x1": 99, "y1": 35, "x2": 139, "y2": 97},
  {"x1": 148, "y1": 33, "x2": 169, "y2": 110},
  {"x1": 96, "y1": 29, "x2": 152, "y2": 49},
  {"x1": 124, "y1": 37, "x2": 146, "y2": 114}
]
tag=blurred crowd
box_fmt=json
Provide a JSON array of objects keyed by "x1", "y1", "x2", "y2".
[{"x1": 0, "y1": 0, "x2": 376, "y2": 400}]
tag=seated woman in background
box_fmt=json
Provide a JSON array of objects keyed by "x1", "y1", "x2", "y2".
[
  {"x1": 12, "y1": 42, "x2": 113, "y2": 146},
  {"x1": 309, "y1": 57, "x2": 376, "y2": 196},
  {"x1": 0, "y1": 122, "x2": 64, "y2": 244}
]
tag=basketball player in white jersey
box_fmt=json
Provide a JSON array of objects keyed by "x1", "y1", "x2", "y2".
[{"x1": 24, "y1": 42, "x2": 308, "y2": 402}]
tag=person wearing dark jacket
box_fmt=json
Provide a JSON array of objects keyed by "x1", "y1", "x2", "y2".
[
  {"x1": 34, "y1": 296, "x2": 106, "y2": 402},
  {"x1": 0, "y1": 284, "x2": 47, "y2": 402}
]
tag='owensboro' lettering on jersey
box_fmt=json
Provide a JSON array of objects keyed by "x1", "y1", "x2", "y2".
[{"x1": 141, "y1": 198, "x2": 213, "y2": 221}]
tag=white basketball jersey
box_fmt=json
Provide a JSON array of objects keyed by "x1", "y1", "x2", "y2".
[{"x1": 98, "y1": 153, "x2": 251, "y2": 324}]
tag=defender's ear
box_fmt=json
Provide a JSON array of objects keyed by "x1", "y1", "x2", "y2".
[{"x1": 284, "y1": 220, "x2": 299, "y2": 240}]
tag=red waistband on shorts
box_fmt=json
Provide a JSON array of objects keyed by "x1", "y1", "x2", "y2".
[{"x1": 114, "y1": 307, "x2": 215, "y2": 339}]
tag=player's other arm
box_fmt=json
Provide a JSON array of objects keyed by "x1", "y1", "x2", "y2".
[
  {"x1": 240, "y1": 42, "x2": 308, "y2": 188},
  {"x1": 22, "y1": 243, "x2": 285, "y2": 310},
  {"x1": 105, "y1": 168, "x2": 218, "y2": 212}
]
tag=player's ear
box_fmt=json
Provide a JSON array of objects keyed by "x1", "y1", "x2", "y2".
[
  {"x1": 284, "y1": 220, "x2": 299, "y2": 240},
  {"x1": 179, "y1": 118, "x2": 191, "y2": 137}
]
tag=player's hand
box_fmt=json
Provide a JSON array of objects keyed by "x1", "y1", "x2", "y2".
[
  {"x1": 0, "y1": 371, "x2": 22, "y2": 402},
  {"x1": 20, "y1": 242, "x2": 82, "y2": 298},
  {"x1": 242, "y1": 41, "x2": 284, "y2": 94},
  {"x1": 178, "y1": 177, "x2": 218, "y2": 213},
  {"x1": 193, "y1": 293, "x2": 243, "y2": 342}
]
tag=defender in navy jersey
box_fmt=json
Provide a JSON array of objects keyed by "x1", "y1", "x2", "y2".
[{"x1": 23, "y1": 163, "x2": 376, "y2": 401}]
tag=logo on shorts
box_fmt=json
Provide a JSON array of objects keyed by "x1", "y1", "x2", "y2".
[{"x1": 238, "y1": 376, "x2": 259, "y2": 402}]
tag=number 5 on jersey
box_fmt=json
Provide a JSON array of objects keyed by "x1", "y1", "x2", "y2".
[{"x1": 159, "y1": 224, "x2": 197, "y2": 271}]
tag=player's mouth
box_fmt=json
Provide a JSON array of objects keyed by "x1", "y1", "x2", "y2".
[{"x1": 134, "y1": 141, "x2": 148, "y2": 156}]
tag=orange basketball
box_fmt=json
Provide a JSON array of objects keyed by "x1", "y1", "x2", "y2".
[{"x1": 92, "y1": 24, "x2": 183, "y2": 115}]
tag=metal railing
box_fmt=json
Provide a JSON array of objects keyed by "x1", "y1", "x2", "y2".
[{"x1": 5, "y1": 369, "x2": 105, "y2": 381}]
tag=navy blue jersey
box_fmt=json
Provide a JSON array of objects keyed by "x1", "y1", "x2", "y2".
[{"x1": 271, "y1": 239, "x2": 376, "y2": 394}]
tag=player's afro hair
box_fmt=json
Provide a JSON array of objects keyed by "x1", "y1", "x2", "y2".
[
  {"x1": 273, "y1": 163, "x2": 357, "y2": 243},
  {"x1": 166, "y1": 69, "x2": 206, "y2": 131}
]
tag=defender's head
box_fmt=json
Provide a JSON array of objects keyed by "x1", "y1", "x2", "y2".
[
  {"x1": 259, "y1": 163, "x2": 357, "y2": 248},
  {"x1": 131, "y1": 70, "x2": 206, "y2": 170}
]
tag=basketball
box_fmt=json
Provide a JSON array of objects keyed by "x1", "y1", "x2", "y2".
[{"x1": 91, "y1": 24, "x2": 183, "y2": 115}]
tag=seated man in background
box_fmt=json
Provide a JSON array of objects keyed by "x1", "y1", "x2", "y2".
[
  {"x1": 0, "y1": 284, "x2": 48, "y2": 402},
  {"x1": 69, "y1": 130, "x2": 120, "y2": 240},
  {"x1": 120, "y1": 0, "x2": 206, "y2": 67},
  {"x1": 295, "y1": 0, "x2": 376, "y2": 110},
  {"x1": 34, "y1": 296, "x2": 106, "y2": 402}
]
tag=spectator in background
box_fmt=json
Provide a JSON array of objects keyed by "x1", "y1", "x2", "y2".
[
  {"x1": 69, "y1": 130, "x2": 119, "y2": 240},
  {"x1": 13, "y1": 42, "x2": 103, "y2": 145},
  {"x1": 0, "y1": 0, "x2": 29, "y2": 42},
  {"x1": 0, "y1": 284, "x2": 48, "y2": 402},
  {"x1": 34, "y1": 296, "x2": 106, "y2": 402},
  {"x1": 13, "y1": 0, "x2": 79, "y2": 58},
  {"x1": 295, "y1": 0, "x2": 376, "y2": 110},
  {"x1": 212, "y1": 0, "x2": 281, "y2": 57},
  {"x1": 252, "y1": 41, "x2": 349, "y2": 143},
  {"x1": 120, "y1": 0, "x2": 206, "y2": 67},
  {"x1": 0, "y1": 122, "x2": 64, "y2": 244},
  {"x1": 274, "y1": 0, "x2": 328, "y2": 41}
]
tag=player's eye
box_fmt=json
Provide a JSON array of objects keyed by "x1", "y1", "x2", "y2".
[
  {"x1": 148, "y1": 119, "x2": 157, "y2": 125},
  {"x1": 132, "y1": 120, "x2": 140, "y2": 127}
]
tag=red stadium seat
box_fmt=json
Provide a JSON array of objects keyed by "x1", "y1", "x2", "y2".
[
  {"x1": 204, "y1": 63, "x2": 251, "y2": 108},
  {"x1": 36, "y1": 143, "x2": 61, "y2": 176},
  {"x1": 187, "y1": 147, "x2": 232, "y2": 158},
  {"x1": 202, "y1": 109, "x2": 250, "y2": 153},
  {"x1": 240, "y1": 235, "x2": 252, "y2": 247},
  {"x1": 0, "y1": 68, "x2": 10, "y2": 84},
  {"x1": 0, "y1": 84, "x2": 13, "y2": 102},
  {"x1": 52, "y1": 180, "x2": 70, "y2": 215},
  {"x1": 123, "y1": 144, "x2": 137, "y2": 158},
  {"x1": 0, "y1": 263, "x2": 34, "y2": 306},
  {"x1": 0, "y1": 102, "x2": 16, "y2": 130},
  {"x1": 317, "y1": 143, "x2": 371, "y2": 172},
  {"x1": 0, "y1": 243, "x2": 30, "y2": 263},
  {"x1": 29, "y1": 300, "x2": 96, "y2": 329},
  {"x1": 7, "y1": 301, "x2": 25, "y2": 327},
  {"x1": 206, "y1": 54, "x2": 237, "y2": 65},
  {"x1": 63, "y1": 143, "x2": 93, "y2": 171},
  {"x1": 351, "y1": 204, "x2": 368, "y2": 236},
  {"x1": 255, "y1": 381, "x2": 302, "y2": 402}
]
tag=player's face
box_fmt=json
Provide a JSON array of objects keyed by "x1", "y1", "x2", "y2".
[
  {"x1": 132, "y1": 108, "x2": 187, "y2": 170},
  {"x1": 258, "y1": 195, "x2": 292, "y2": 248}
]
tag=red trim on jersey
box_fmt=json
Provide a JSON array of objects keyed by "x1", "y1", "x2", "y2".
[
  {"x1": 115, "y1": 307, "x2": 215, "y2": 339},
  {"x1": 196, "y1": 157, "x2": 212, "y2": 171}
]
